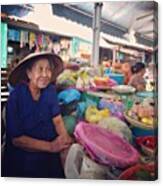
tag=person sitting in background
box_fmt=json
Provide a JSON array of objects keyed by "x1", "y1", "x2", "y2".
[
  {"x1": 121, "y1": 62, "x2": 132, "y2": 84},
  {"x1": 128, "y1": 62, "x2": 146, "y2": 91},
  {"x1": 3, "y1": 52, "x2": 73, "y2": 178}
]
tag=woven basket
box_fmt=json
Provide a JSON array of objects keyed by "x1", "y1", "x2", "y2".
[{"x1": 124, "y1": 112, "x2": 156, "y2": 130}]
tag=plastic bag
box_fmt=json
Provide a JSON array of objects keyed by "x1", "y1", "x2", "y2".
[
  {"x1": 85, "y1": 106, "x2": 110, "y2": 123},
  {"x1": 98, "y1": 117, "x2": 133, "y2": 143},
  {"x1": 58, "y1": 88, "x2": 81, "y2": 104}
]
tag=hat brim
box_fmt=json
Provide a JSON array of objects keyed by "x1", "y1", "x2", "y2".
[{"x1": 8, "y1": 52, "x2": 64, "y2": 87}]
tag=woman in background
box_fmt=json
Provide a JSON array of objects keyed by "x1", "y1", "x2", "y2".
[{"x1": 128, "y1": 62, "x2": 146, "y2": 91}]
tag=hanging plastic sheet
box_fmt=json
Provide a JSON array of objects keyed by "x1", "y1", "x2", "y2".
[
  {"x1": 20, "y1": 30, "x2": 29, "y2": 48},
  {"x1": 8, "y1": 28, "x2": 20, "y2": 42},
  {"x1": 1, "y1": 23, "x2": 7, "y2": 68}
]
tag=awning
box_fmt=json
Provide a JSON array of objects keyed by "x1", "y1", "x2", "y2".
[
  {"x1": 9, "y1": 4, "x2": 152, "y2": 52},
  {"x1": 9, "y1": 4, "x2": 113, "y2": 50},
  {"x1": 101, "y1": 32, "x2": 153, "y2": 52},
  {"x1": 1, "y1": 5, "x2": 33, "y2": 17}
]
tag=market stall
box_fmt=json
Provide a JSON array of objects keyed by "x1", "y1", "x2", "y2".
[
  {"x1": 1, "y1": 2, "x2": 157, "y2": 181},
  {"x1": 55, "y1": 59, "x2": 157, "y2": 180}
]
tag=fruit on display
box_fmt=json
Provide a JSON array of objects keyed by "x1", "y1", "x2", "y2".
[
  {"x1": 141, "y1": 117, "x2": 154, "y2": 126},
  {"x1": 127, "y1": 99, "x2": 155, "y2": 126},
  {"x1": 94, "y1": 76, "x2": 109, "y2": 86}
]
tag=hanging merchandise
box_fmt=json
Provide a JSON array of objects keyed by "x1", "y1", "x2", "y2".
[
  {"x1": 20, "y1": 30, "x2": 29, "y2": 48},
  {"x1": 36, "y1": 34, "x2": 43, "y2": 50},
  {"x1": 74, "y1": 122, "x2": 140, "y2": 168},
  {"x1": 42, "y1": 35, "x2": 46, "y2": 50},
  {"x1": 53, "y1": 42, "x2": 61, "y2": 55},
  {"x1": 1, "y1": 22, "x2": 7, "y2": 68},
  {"x1": 8, "y1": 28, "x2": 20, "y2": 42},
  {"x1": 42, "y1": 35, "x2": 48, "y2": 50},
  {"x1": 29, "y1": 32, "x2": 36, "y2": 49}
]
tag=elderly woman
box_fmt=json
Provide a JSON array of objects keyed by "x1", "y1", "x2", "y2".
[{"x1": 3, "y1": 52, "x2": 73, "y2": 178}]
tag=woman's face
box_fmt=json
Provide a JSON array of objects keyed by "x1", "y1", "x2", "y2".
[{"x1": 27, "y1": 58, "x2": 52, "y2": 89}]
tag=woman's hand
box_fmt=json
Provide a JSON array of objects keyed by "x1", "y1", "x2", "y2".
[
  {"x1": 50, "y1": 135, "x2": 71, "y2": 153},
  {"x1": 61, "y1": 133, "x2": 74, "y2": 144}
]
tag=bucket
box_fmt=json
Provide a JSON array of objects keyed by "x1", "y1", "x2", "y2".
[{"x1": 107, "y1": 73, "x2": 124, "y2": 85}]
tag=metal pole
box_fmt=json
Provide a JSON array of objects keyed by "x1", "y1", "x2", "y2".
[{"x1": 91, "y1": 3, "x2": 103, "y2": 67}]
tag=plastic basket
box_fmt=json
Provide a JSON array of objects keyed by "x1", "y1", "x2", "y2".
[
  {"x1": 124, "y1": 112, "x2": 157, "y2": 137},
  {"x1": 118, "y1": 163, "x2": 156, "y2": 180},
  {"x1": 107, "y1": 73, "x2": 124, "y2": 85},
  {"x1": 74, "y1": 121, "x2": 139, "y2": 168}
]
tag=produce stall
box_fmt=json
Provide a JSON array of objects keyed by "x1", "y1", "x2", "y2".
[{"x1": 55, "y1": 62, "x2": 157, "y2": 180}]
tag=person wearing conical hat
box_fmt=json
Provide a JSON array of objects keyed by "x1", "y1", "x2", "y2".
[{"x1": 3, "y1": 52, "x2": 73, "y2": 178}]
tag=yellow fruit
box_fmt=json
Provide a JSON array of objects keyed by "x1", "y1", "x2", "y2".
[{"x1": 141, "y1": 117, "x2": 154, "y2": 125}]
